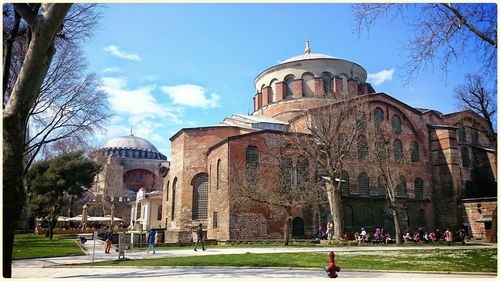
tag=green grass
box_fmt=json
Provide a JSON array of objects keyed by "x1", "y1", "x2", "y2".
[
  {"x1": 13, "y1": 233, "x2": 84, "y2": 260},
  {"x1": 86, "y1": 248, "x2": 497, "y2": 273},
  {"x1": 127, "y1": 241, "x2": 321, "y2": 252}
]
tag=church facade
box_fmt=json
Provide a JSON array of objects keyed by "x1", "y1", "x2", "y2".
[{"x1": 161, "y1": 42, "x2": 496, "y2": 243}]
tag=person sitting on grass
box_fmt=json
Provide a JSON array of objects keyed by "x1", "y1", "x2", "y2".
[
  {"x1": 342, "y1": 232, "x2": 350, "y2": 241},
  {"x1": 428, "y1": 231, "x2": 437, "y2": 242},
  {"x1": 403, "y1": 231, "x2": 413, "y2": 242},
  {"x1": 384, "y1": 232, "x2": 392, "y2": 244}
]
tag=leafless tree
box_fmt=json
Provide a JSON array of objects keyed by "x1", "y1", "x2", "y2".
[
  {"x1": 367, "y1": 121, "x2": 410, "y2": 244},
  {"x1": 3, "y1": 4, "x2": 72, "y2": 277},
  {"x1": 288, "y1": 94, "x2": 371, "y2": 240},
  {"x1": 454, "y1": 73, "x2": 496, "y2": 143},
  {"x1": 232, "y1": 135, "x2": 326, "y2": 245},
  {"x1": 353, "y1": 3, "x2": 497, "y2": 79}
]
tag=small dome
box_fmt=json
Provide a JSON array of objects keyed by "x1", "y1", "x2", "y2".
[
  {"x1": 281, "y1": 53, "x2": 336, "y2": 64},
  {"x1": 102, "y1": 135, "x2": 160, "y2": 152}
]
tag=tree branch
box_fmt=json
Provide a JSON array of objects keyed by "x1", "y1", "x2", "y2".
[{"x1": 13, "y1": 4, "x2": 37, "y2": 28}]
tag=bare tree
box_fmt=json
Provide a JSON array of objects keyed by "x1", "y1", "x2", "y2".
[
  {"x1": 454, "y1": 73, "x2": 496, "y2": 143},
  {"x1": 232, "y1": 135, "x2": 326, "y2": 245},
  {"x1": 353, "y1": 3, "x2": 497, "y2": 79},
  {"x1": 367, "y1": 121, "x2": 410, "y2": 244},
  {"x1": 3, "y1": 4, "x2": 72, "y2": 277},
  {"x1": 288, "y1": 95, "x2": 370, "y2": 240}
]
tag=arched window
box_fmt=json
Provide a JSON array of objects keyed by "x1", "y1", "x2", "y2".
[
  {"x1": 285, "y1": 76, "x2": 294, "y2": 98},
  {"x1": 322, "y1": 72, "x2": 333, "y2": 95},
  {"x1": 377, "y1": 175, "x2": 386, "y2": 197},
  {"x1": 457, "y1": 125, "x2": 466, "y2": 142},
  {"x1": 461, "y1": 147, "x2": 470, "y2": 167},
  {"x1": 363, "y1": 206, "x2": 373, "y2": 226},
  {"x1": 391, "y1": 114, "x2": 402, "y2": 134},
  {"x1": 471, "y1": 129, "x2": 479, "y2": 145},
  {"x1": 192, "y1": 173, "x2": 209, "y2": 220},
  {"x1": 393, "y1": 139, "x2": 403, "y2": 161},
  {"x1": 343, "y1": 205, "x2": 354, "y2": 227},
  {"x1": 341, "y1": 170, "x2": 350, "y2": 195},
  {"x1": 166, "y1": 181, "x2": 170, "y2": 201},
  {"x1": 296, "y1": 157, "x2": 309, "y2": 185},
  {"x1": 357, "y1": 135, "x2": 368, "y2": 159},
  {"x1": 171, "y1": 178, "x2": 177, "y2": 220},
  {"x1": 246, "y1": 145, "x2": 259, "y2": 182},
  {"x1": 302, "y1": 73, "x2": 315, "y2": 97},
  {"x1": 411, "y1": 140, "x2": 420, "y2": 162},
  {"x1": 157, "y1": 205, "x2": 162, "y2": 220},
  {"x1": 396, "y1": 176, "x2": 407, "y2": 197},
  {"x1": 358, "y1": 172, "x2": 369, "y2": 197},
  {"x1": 270, "y1": 79, "x2": 278, "y2": 102},
  {"x1": 374, "y1": 107, "x2": 384, "y2": 127},
  {"x1": 136, "y1": 202, "x2": 142, "y2": 220},
  {"x1": 414, "y1": 177, "x2": 424, "y2": 200},
  {"x1": 216, "y1": 159, "x2": 221, "y2": 190}
]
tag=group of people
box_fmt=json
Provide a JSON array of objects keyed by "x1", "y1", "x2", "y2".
[
  {"x1": 402, "y1": 227, "x2": 467, "y2": 245},
  {"x1": 102, "y1": 223, "x2": 206, "y2": 254},
  {"x1": 353, "y1": 227, "x2": 392, "y2": 244}
]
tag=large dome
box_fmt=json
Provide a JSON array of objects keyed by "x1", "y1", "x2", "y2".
[
  {"x1": 103, "y1": 135, "x2": 159, "y2": 152},
  {"x1": 281, "y1": 53, "x2": 336, "y2": 64}
]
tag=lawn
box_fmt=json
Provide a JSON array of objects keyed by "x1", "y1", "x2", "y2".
[
  {"x1": 13, "y1": 233, "x2": 84, "y2": 259},
  {"x1": 86, "y1": 248, "x2": 497, "y2": 273}
]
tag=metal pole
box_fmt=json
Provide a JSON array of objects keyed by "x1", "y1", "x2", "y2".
[{"x1": 92, "y1": 230, "x2": 97, "y2": 262}]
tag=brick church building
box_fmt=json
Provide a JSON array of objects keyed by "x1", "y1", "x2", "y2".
[{"x1": 161, "y1": 41, "x2": 497, "y2": 243}]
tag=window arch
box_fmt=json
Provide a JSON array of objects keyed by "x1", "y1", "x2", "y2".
[
  {"x1": 393, "y1": 139, "x2": 403, "y2": 160},
  {"x1": 302, "y1": 73, "x2": 315, "y2": 97},
  {"x1": 374, "y1": 107, "x2": 384, "y2": 127},
  {"x1": 166, "y1": 181, "x2": 170, "y2": 201},
  {"x1": 285, "y1": 75, "x2": 294, "y2": 98},
  {"x1": 471, "y1": 129, "x2": 479, "y2": 145},
  {"x1": 457, "y1": 125, "x2": 466, "y2": 142},
  {"x1": 343, "y1": 205, "x2": 354, "y2": 227},
  {"x1": 171, "y1": 178, "x2": 177, "y2": 220},
  {"x1": 192, "y1": 173, "x2": 209, "y2": 220},
  {"x1": 322, "y1": 72, "x2": 333, "y2": 95},
  {"x1": 340, "y1": 170, "x2": 350, "y2": 195},
  {"x1": 358, "y1": 172, "x2": 369, "y2": 197},
  {"x1": 396, "y1": 176, "x2": 407, "y2": 197},
  {"x1": 216, "y1": 159, "x2": 221, "y2": 190},
  {"x1": 363, "y1": 206, "x2": 373, "y2": 226},
  {"x1": 246, "y1": 145, "x2": 259, "y2": 182},
  {"x1": 461, "y1": 147, "x2": 470, "y2": 167},
  {"x1": 410, "y1": 140, "x2": 420, "y2": 162},
  {"x1": 157, "y1": 205, "x2": 162, "y2": 220},
  {"x1": 414, "y1": 177, "x2": 424, "y2": 200},
  {"x1": 391, "y1": 114, "x2": 402, "y2": 134},
  {"x1": 270, "y1": 79, "x2": 278, "y2": 102},
  {"x1": 357, "y1": 135, "x2": 368, "y2": 159},
  {"x1": 296, "y1": 157, "x2": 309, "y2": 185}
]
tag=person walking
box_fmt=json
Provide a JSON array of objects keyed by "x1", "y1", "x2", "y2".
[
  {"x1": 147, "y1": 227, "x2": 156, "y2": 254},
  {"x1": 104, "y1": 226, "x2": 113, "y2": 254},
  {"x1": 457, "y1": 228, "x2": 466, "y2": 245},
  {"x1": 444, "y1": 228, "x2": 453, "y2": 246},
  {"x1": 194, "y1": 223, "x2": 205, "y2": 251}
]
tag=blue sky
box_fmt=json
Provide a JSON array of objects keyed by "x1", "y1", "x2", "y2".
[{"x1": 82, "y1": 3, "x2": 494, "y2": 158}]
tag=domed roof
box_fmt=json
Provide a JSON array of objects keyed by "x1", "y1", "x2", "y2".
[
  {"x1": 102, "y1": 134, "x2": 160, "y2": 152},
  {"x1": 281, "y1": 52, "x2": 336, "y2": 64}
]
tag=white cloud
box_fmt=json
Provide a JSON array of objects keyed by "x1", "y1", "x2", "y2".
[
  {"x1": 367, "y1": 69, "x2": 395, "y2": 86},
  {"x1": 102, "y1": 66, "x2": 121, "y2": 73},
  {"x1": 160, "y1": 84, "x2": 220, "y2": 108},
  {"x1": 99, "y1": 77, "x2": 183, "y2": 124},
  {"x1": 103, "y1": 45, "x2": 141, "y2": 61}
]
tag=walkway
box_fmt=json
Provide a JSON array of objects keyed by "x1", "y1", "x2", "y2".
[{"x1": 12, "y1": 240, "x2": 497, "y2": 278}]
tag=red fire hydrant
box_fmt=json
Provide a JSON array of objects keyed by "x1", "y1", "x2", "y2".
[{"x1": 325, "y1": 251, "x2": 340, "y2": 278}]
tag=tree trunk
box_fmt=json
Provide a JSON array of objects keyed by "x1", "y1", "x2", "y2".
[
  {"x1": 3, "y1": 4, "x2": 71, "y2": 277},
  {"x1": 283, "y1": 207, "x2": 292, "y2": 246},
  {"x1": 392, "y1": 208, "x2": 402, "y2": 244},
  {"x1": 326, "y1": 182, "x2": 344, "y2": 240},
  {"x1": 48, "y1": 219, "x2": 57, "y2": 240}
]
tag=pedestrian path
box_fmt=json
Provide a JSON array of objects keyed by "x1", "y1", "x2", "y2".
[{"x1": 12, "y1": 240, "x2": 497, "y2": 278}]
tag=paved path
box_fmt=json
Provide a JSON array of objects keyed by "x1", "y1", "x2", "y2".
[{"x1": 12, "y1": 240, "x2": 497, "y2": 278}]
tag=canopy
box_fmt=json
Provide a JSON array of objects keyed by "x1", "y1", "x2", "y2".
[{"x1": 69, "y1": 215, "x2": 123, "y2": 222}]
